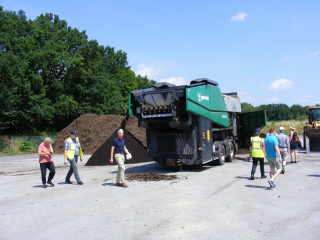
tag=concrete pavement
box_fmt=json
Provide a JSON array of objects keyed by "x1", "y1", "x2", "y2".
[{"x1": 0, "y1": 149, "x2": 319, "y2": 240}]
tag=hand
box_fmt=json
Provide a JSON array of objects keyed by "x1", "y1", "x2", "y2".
[
  {"x1": 80, "y1": 157, "x2": 83, "y2": 162},
  {"x1": 110, "y1": 158, "x2": 113, "y2": 164},
  {"x1": 64, "y1": 160, "x2": 68, "y2": 165}
]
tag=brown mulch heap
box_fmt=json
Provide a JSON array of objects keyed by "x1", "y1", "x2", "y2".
[
  {"x1": 125, "y1": 173, "x2": 178, "y2": 181},
  {"x1": 236, "y1": 148, "x2": 250, "y2": 154},
  {"x1": 85, "y1": 128, "x2": 153, "y2": 166},
  {"x1": 125, "y1": 116, "x2": 147, "y2": 148},
  {"x1": 52, "y1": 114, "x2": 125, "y2": 154}
]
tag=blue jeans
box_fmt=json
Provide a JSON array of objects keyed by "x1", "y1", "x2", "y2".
[{"x1": 66, "y1": 156, "x2": 81, "y2": 182}]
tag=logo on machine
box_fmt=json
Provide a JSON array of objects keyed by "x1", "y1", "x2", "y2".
[{"x1": 197, "y1": 92, "x2": 209, "y2": 102}]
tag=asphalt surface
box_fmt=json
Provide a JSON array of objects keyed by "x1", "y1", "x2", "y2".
[{"x1": 0, "y1": 148, "x2": 319, "y2": 240}]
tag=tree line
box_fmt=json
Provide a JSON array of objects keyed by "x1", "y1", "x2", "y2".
[
  {"x1": 241, "y1": 102, "x2": 311, "y2": 121},
  {"x1": 0, "y1": 7, "x2": 155, "y2": 134}
]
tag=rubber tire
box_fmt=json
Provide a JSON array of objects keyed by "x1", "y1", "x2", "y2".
[
  {"x1": 226, "y1": 142, "x2": 235, "y2": 162},
  {"x1": 217, "y1": 144, "x2": 225, "y2": 165}
]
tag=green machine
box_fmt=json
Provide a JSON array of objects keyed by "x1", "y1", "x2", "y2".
[{"x1": 129, "y1": 78, "x2": 266, "y2": 168}]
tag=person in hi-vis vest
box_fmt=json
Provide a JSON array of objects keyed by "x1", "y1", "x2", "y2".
[
  {"x1": 249, "y1": 128, "x2": 267, "y2": 180},
  {"x1": 64, "y1": 130, "x2": 84, "y2": 185}
]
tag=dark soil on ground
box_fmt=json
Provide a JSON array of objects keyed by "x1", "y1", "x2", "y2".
[
  {"x1": 125, "y1": 173, "x2": 178, "y2": 181},
  {"x1": 236, "y1": 148, "x2": 250, "y2": 154}
]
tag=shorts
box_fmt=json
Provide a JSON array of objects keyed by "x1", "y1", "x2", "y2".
[
  {"x1": 267, "y1": 157, "x2": 281, "y2": 169},
  {"x1": 279, "y1": 149, "x2": 288, "y2": 162},
  {"x1": 290, "y1": 142, "x2": 298, "y2": 150}
]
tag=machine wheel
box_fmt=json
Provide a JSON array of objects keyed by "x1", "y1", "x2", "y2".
[
  {"x1": 226, "y1": 142, "x2": 235, "y2": 162},
  {"x1": 217, "y1": 144, "x2": 225, "y2": 165}
]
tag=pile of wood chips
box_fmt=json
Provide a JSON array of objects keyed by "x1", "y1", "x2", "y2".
[{"x1": 125, "y1": 173, "x2": 178, "y2": 181}]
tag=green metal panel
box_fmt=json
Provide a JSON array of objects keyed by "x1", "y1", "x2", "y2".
[
  {"x1": 186, "y1": 84, "x2": 229, "y2": 127},
  {"x1": 186, "y1": 97, "x2": 229, "y2": 127},
  {"x1": 128, "y1": 93, "x2": 136, "y2": 116},
  {"x1": 239, "y1": 110, "x2": 267, "y2": 134}
]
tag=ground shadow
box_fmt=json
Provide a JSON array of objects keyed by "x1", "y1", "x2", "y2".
[
  {"x1": 57, "y1": 182, "x2": 75, "y2": 185},
  {"x1": 306, "y1": 174, "x2": 320, "y2": 177},
  {"x1": 102, "y1": 183, "x2": 116, "y2": 186},
  {"x1": 235, "y1": 176, "x2": 251, "y2": 180},
  {"x1": 119, "y1": 162, "x2": 212, "y2": 174},
  {"x1": 33, "y1": 185, "x2": 44, "y2": 188},
  {"x1": 235, "y1": 157, "x2": 249, "y2": 162},
  {"x1": 245, "y1": 185, "x2": 272, "y2": 190}
]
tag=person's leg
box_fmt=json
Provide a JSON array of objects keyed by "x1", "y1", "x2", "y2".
[
  {"x1": 259, "y1": 158, "x2": 266, "y2": 177},
  {"x1": 70, "y1": 156, "x2": 81, "y2": 183},
  {"x1": 40, "y1": 163, "x2": 47, "y2": 185},
  {"x1": 281, "y1": 150, "x2": 287, "y2": 173},
  {"x1": 47, "y1": 162, "x2": 56, "y2": 183},
  {"x1": 251, "y1": 158, "x2": 258, "y2": 179},
  {"x1": 115, "y1": 154, "x2": 125, "y2": 183},
  {"x1": 270, "y1": 158, "x2": 282, "y2": 181},
  {"x1": 290, "y1": 150, "x2": 294, "y2": 163},
  {"x1": 294, "y1": 150, "x2": 298, "y2": 163},
  {"x1": 66, "y1": 159, "x2": 74, "y2": 181}
]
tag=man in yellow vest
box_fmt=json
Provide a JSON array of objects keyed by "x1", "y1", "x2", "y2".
[
  {"x1": 64, "y1": 130, "x2": 84, "y2": 185},
  {"x1": 249, "y1": 128, "x2": 267, "y2": 180}
]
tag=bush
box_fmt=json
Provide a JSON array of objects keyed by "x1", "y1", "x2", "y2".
[
  {"x1": 295, "y1": 116, "x2": 307, "y2": 121},
  {"x1": 19, "y1": 142, "x2": 32, "y2": 152}
]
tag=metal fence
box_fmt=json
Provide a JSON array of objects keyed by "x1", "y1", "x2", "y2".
[{"x1": 0, "y1": 135, "x2": 58, "y2": 152}]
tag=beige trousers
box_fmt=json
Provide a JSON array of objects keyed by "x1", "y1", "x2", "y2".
[{"x1": 114, "y1": 154, "x2": 125, "y2": 183}]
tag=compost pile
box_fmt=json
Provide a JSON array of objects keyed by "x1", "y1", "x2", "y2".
[
  {"x1": 125, "y1": 173, "x2": 178, "y2": 181},
  {"x1": 236, "y1": 148, "x2": 250, "y2": 154},
  {"x1": 52, "y1": 114, "x2": 153, "y2": 166}
]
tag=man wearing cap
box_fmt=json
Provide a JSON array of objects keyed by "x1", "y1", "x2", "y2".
[
  {"x1": 265, "y1": 127, "x2": 283, "y2": 188},
  {"x1": 64, "y1": 130, "x2": 84, "y2": 185},
  {"x1": 249, "y1": 128, "x2": 267, "y2": 180},
  {"x1": 110, "y1": 129, "x2": 131, "y2": 187},
  {"x1": 276, "y1": 127, "x2": 290, "y2": 174}
]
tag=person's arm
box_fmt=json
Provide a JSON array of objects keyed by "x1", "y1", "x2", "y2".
[
  {"x1": 263, "y1": 145, "x2": 266, "y2": 158},
  {"x1": 274, "y1": 145, "x2": 282, "y2": 162},
  {"x1": 110, "y1": 146, "x2": 115, "y2": 163},
  {"x1": 286, "y1": 137, "x2": 290, "y2": 153},
  {"x1": 289, "y1": 131, "x2": 293, "y2": 142},
  {"x1": 124, "y1": 146, "x2": 131, "y2": 160},
  {"x1": 249, "y1": 141, "x2": 252, "y2": 157},
  {"x1": 64, "y1": 149, "x2": 68, "y2": 164}
]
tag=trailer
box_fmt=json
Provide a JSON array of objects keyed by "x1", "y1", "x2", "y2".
[{"x1": 129, "y1": 78, "x2": 266, "y2": 169}]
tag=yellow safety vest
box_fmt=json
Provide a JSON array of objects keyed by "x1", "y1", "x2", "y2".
[
  {"x1": 65, "y1": 137, "x2": 83, "y2": 159},
  {"x1": 251, "y1": 136, "x2": 265, "y2": 158}
]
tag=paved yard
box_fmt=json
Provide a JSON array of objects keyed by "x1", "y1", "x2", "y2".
[{"x1": 0, "y1": 149, "x2": 319, "y2": 240}]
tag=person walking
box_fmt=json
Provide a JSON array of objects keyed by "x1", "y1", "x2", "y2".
[
  {"x1": 264, "y1": 127, "x2": 282, "y2": 188},
  {"x1": 249, "y1": 129, "x2": 267, "y2": 180},
  {"x1": 64, "y1": 130, "x2": 84, "y2": 185},
  {"x1": 289, "y1": 125, "x2": 298, "y2": 163},
  {"x1": 276, "y1": 126, "x2": 290, "y2": 174},
  {"x1": 110, "y1": 129, "x2": 132, "y2": 187},
  {"x1": 38, "y1": 137, "x2": 55, "y2": 188}
]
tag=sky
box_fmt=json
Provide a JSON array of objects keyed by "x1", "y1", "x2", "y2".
[{"x1": 2, "y1": 0, "x2": 320, "y2": 107}]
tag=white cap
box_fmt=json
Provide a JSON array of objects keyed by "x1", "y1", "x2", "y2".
[{"x1": 279, "y1": 126, "x2": 285, "y2": 131}]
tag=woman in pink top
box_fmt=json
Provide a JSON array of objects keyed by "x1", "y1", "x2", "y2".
[{"x1": 38, "y1": 137, "x2": 55, "y2": 188}]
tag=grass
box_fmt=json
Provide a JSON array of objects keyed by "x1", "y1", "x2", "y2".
[{"x1": 260, "y1": 119, "x2": 307, "y2": 135}]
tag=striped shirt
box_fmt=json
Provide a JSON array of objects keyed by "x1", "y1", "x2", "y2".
[{"x1": 64, "y1": 138, "x2": 80, "y2": 156}]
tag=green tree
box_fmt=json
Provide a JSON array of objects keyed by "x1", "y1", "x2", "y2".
[{"x1": 241, "y1": 102, "x2": 256, "y2": 113}]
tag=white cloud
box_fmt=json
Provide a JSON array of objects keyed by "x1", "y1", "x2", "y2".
[
  {"x1": 299, "y1": 54, "x2": 303, "y2": 57},
  {"x1": 134, "y1": 63, "x2": 162, "y2": 80},
  {"x1": 268, "y1": 78, "x2": 295, "y2": 91},
  {"x1": 239, "y1": 90, "x2": 255, "y2": 103},
  {"x1": 159, "y1": 77, "x2": 188, "y2": 86},
  {"x1": 283, "y1": 56, "x2": 290, "y2": 61},
  {"x1": 268, "y1": 96, "x2": 279, "y2": 103},
  {"x1": 260, "y1": 84, "x2": 264, "y2": 88},
  {"x1": 293, "y1": 94, "x2": 314, "y2": 103},
  {"x1": 308, "y1": 51, "x2": 320, "y2": 57},
  {"x1": 231, "y1": 12, "x2": 249, "y2": 21},
  {"x1": 248, "y1": 75, "x2": 254, "y2": 79}
]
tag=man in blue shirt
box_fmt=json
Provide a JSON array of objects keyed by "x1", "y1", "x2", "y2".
[
  {"x1": 264, "y1": 127, "x2": 283, "y2": 188},
  {"x1": 110, "y1": 129, "x2": 131, "y2": 187}
]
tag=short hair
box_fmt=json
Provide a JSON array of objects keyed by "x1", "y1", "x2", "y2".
[
  {"x1": 118, "y1": 129, "x2": 124, "y2": 133},
  {"x1": 269, "y1": 127, "x2": 276, "y2": 134},
  {"x1": 44, "y1": 137, "x2": 51, "y2": 143}
]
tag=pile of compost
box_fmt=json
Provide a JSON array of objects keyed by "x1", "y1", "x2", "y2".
[
  {"x1": 52, "y1": 114, "x2": 153, "y2": 166},
  {"x1": 125, "y1": 173, "x2": 178, "y2": 181}
]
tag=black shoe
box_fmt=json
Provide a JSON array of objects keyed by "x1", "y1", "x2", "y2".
[
  {"x1": 290, "y1": 161, "x2": 293, "y2": 163},
  {"x1": 251, "y1": 175, "x2": 254, "y2": 180},
  {"x1": 282, "y1": 168, "x2": 285, "y2": 174},
  {"x1": 261, "y1": 175, "x2": 267, "y2": 178},
  {"x1": 77, "y1": 181, "x2": 84, "y2": 185},
  {"x1": 65, "y1": 180, "x2": 72, "y2": 184},
  {"x1": 43, "y1": 184, "x2": 47, "y2": 188},
  {"x1": 294, "y1": 161, "x2": 297, "y2": 163},
  {"x1": 47, "y1": 181, "x2": 54, "y2": 186}
]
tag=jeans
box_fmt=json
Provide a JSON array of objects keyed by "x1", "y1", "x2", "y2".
[
  {"x1": 66, "y1": 156, "x2": 81, "y2": 182},
  {"x1": 251, "y1": 157, "x2": 265, "y2": 176},
  {"x1": 40, "y1": 162, "x2": 55, "y2": 184}
]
